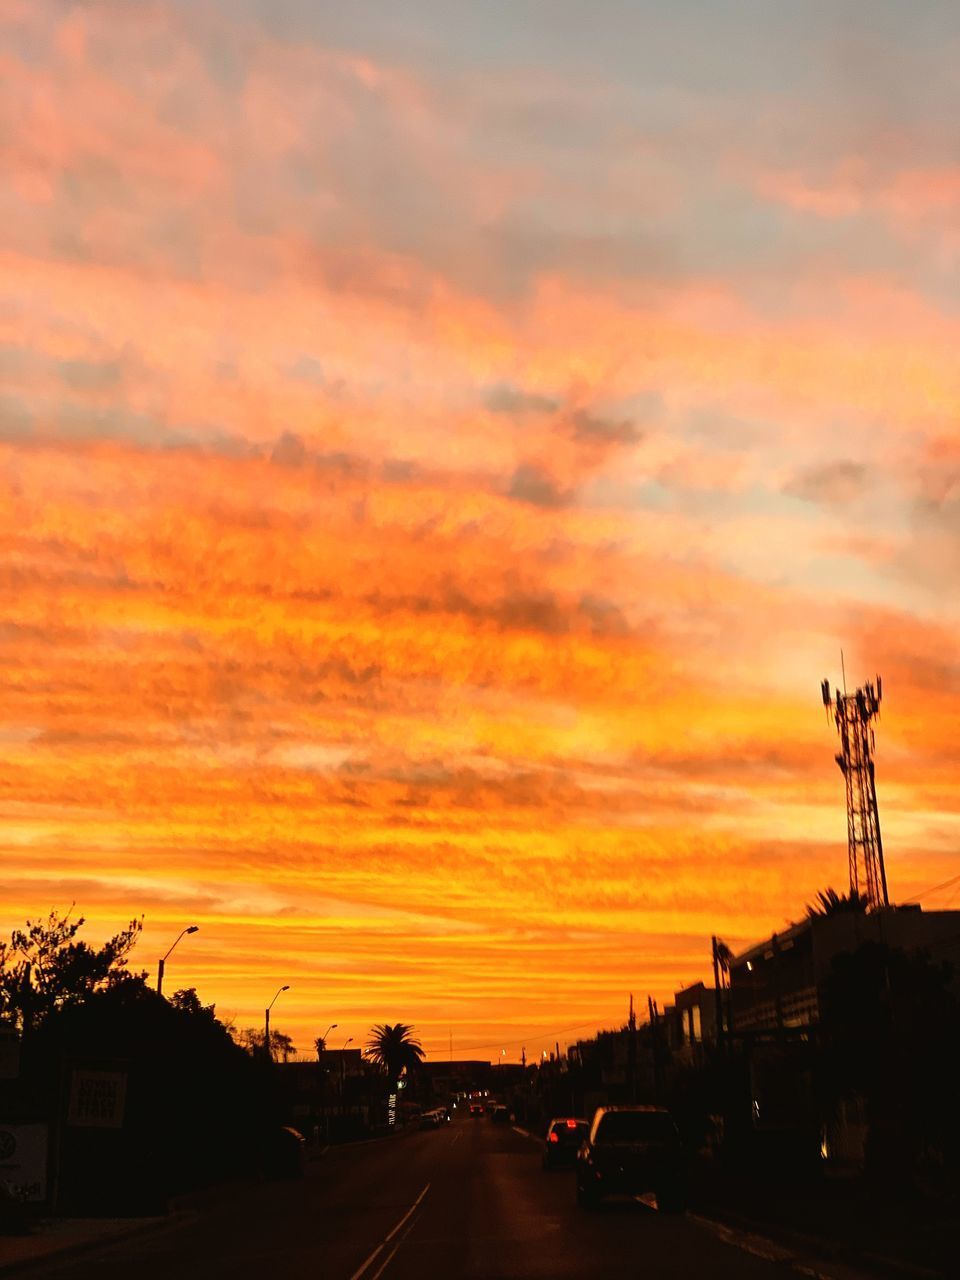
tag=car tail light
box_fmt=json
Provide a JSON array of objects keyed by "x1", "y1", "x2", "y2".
[
  {"x1": 548, "y1": 1132, "x2": 559, "y2": 1143},
  {"x1": 565, "y1": 1120, "x2": 578, "y2": 1129}
]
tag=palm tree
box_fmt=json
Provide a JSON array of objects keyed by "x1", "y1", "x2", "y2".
[
  {"x1": 805, "y1": 887, "x2": 869, "y2": 918},
  {"x1": 364, "y1": 1022, "x2": 425, "y2": 1087}
]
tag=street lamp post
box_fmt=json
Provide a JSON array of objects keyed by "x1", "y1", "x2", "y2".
[
  {"x1": 316, "y1": 1023, "x2": 337, "y2": 1141},
  {"x1": 156, "y1": 925, "x2": 199, "y2": 997},
  {"x1": 264, "y1": 985, "x2": 290, "y2": 1062}
]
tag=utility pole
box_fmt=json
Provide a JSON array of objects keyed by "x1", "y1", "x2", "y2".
[
  {"x1": 647, "y1": 996, "x2": 662, "y2": 1101},
  {"x1": 711, "y1": 936, "x2": 726, "y2": 1054},
  {"x1": 264, "y1": 985, "x2": 290, "y2": 1062},
  {"x1": 821, "y1": 672, "x2": 888, "y2": 909},
  {"x1": 772, "y1": 933, "x2": 784, "y2": 1037},
  {"x1": 627, "y1": 994, "x2": 637, "y2": 1103}
]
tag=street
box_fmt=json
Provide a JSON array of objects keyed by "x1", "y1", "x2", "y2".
[{"x1": 32, "y1": 1116, "x2": 844, "y2": 1280}]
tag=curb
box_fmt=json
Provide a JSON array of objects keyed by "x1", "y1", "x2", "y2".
[
  {"x1": 694, "y1": 1205, "x2": 945, "y2": 1280},
  {"x1": 0, "y1": 1212, "x2": 193, "y2": 1277}
]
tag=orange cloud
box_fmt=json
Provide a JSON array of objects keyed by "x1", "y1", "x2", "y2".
[{"x1": 1, "y1": 0, "x2": 959, "y2": 1059}]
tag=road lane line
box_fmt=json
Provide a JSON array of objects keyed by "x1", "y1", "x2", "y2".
[
  {"x1": 367, "y1": 1241, "x2": 402, "y2": 1280},
  {"x1": 384, "y1": 1183, "x2": 430, "y2": 1243},
  {"x1": 512, "y1": 1126, "x2": 535, "y2": 1140},
  {"x1": 347, "y1": 1240, "x2": 387, "y2": 1279},
  {"x1": 347, "y1": 1183, "x2": 431, "y2": 1280},
  {"x1": 368, "y1": 1208, "x2": 423, "y2": 1280},
  {"x1": 367, "y1": 1188, "x2": 429, "y2": 1280}
]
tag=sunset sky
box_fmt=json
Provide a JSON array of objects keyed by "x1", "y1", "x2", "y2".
[{"x1": 2, "y1": 0, "x2": 960, "y2": 1062}]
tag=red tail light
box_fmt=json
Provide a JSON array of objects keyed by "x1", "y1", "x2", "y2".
[
  {"x1": 548, "y1": 1132, "x2": 559, "y2": 1143},
  {"x1": 565, "y1": 1120, "x2": 578, "y2": 1129}
]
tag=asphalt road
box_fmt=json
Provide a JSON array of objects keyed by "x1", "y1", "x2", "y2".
[{"x1": 34, "y1": 1116, "x2": 848, "y2": 1280}]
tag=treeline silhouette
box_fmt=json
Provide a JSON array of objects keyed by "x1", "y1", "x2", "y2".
[{"x1": 0, "y1": 910, "x2": 303, "y2": 1215}]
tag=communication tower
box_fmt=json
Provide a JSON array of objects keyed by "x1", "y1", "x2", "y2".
[{"x1": 820, "y1": 672, "x2": 888, "y2": 910}]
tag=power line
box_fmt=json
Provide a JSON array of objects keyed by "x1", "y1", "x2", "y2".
[
  {"x1": 899, "y1": 872, "x2": 960, "y2": 904},
  {"x1": 423, "y1": 1017, "x2": 622, "y2": 1056}
]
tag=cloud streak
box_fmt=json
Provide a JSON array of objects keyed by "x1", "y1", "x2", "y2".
[{"x1": 1, "y1": 0, "x2": 959, "y2": 1058}]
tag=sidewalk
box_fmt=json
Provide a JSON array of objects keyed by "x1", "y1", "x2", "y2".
[
  {"x1": 693, "y1": 1167, "x2": 957, "y2": 1280},
  {"x1": 0, "y1": 1214, "x2": 177, "y2": 1276}
]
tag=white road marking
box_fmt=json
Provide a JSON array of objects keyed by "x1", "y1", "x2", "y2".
[
  {"x1": 368, "y1": 1182, "x2": 431, "y2": 1280},
  {"x1": 347, "y1": 1183, "x2": 431, "y2": 1280},
  {"x1": 512, "y1": 1126, "x2": 535, "y2": 1140},
  {"x1": 368, "y1": 1240, "x2": 402, "y2": 1280}
]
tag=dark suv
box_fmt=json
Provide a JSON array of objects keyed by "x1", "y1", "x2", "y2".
[{"x1": 575, "y1": 1106, "x2": 685, "y2": 1211}]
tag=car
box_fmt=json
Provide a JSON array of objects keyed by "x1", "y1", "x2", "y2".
[
  {"x1": 261, "y1": 1125, "x2": 306, "y2": 1179},
  {"x1": 575, "y1": 1106, "x2": 686, "y2": 1211},
  {"x1": 419, "y1": 1109, "x2": 443, "y2": 1129},
  {"x1": 469, "y1": 1102, "x2": 484, "y2": 1117},
  {"x1": 491, "y1": 1105, "x2": 511, "y2": 1124},
  {"x1": 542, "y1": 1117, "x2": 589, "y2": 1169}
]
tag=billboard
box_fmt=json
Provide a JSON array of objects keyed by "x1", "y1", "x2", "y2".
[
  {"x1": 0, "y1": 1124, "x2": 48, "y2": 1202},
  {"x1": 67, "y1": 1069, "x2": 128, "y2": 1128}
]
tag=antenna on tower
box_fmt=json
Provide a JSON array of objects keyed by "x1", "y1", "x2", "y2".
[{"x1": 820, "y1": 667, "x2": 888, "y2": 910}]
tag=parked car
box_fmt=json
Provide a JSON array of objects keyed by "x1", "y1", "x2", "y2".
[
  {"x1": 491, "y1": 1105, "x2": 511, "y2": 1125},
  {"x1": 262, "y1": 1125, "x2": 306, "y2": 1180},
  {"x1": 542, "y1": 1117, "x2": 589, "y2": 1169},
  {"x1": 419, "y1": 1109, "x2": 443, "y2": 1129},
  {"x1": 575, "y1": 1106, "x2": 686, "y2": 1211}
]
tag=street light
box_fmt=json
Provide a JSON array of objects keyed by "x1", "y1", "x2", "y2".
[
  {"x1": 320, "y1": 1023, "x2": 338, "y2": 1049},
  {"x1": 156, "y1": 925, "x2": 199, "y2": 996},
  {"x1": 341, "y1": 1037, "x2": 353, "y2": 1084},
  {"x1": 264, "y1": 985, "x2": 290, "y2": 1062}
]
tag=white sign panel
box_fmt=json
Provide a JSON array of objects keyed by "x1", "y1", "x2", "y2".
[
  {"x1": 0, "y1": 1124, "x2": 48, "y2": 1202},
  {"x1": 67, "y1": 1069, "x2": 127, "y2": 1128}
]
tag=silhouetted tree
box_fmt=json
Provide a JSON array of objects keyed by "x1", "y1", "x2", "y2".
[
  {"x1": 28, "y1": 979, "x2": 272, "y2": 1210},
  {"x1": 169, "y1": 987, "x2": 217, "y2": 1021},
  {"x1": 364, "y1": 1023, "x2": 425, "y2": 1087},
  {"x1": 237, "y1": 1027, "x2": 296, "y2": 1062},
  {"x1": 805, "y1": 887, "x2": 869, "y2": 918},
  {"x1": 0, "y1": 908, "x2": 276, "y2": 1213},
  {"x1": 273, "y1": 1031, "x2": 296, "y2": 1062},
  {"x1": 0, "y1": 907, "x2": 144, "y2": 1030}
]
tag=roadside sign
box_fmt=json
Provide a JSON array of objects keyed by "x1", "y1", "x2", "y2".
[
  {"x1": 0, "y1": 1124, "x2": 47, "y2": 1201},
  {"x1": 67, "y1": 1069, "x2": 127, "y2": 1128}
]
